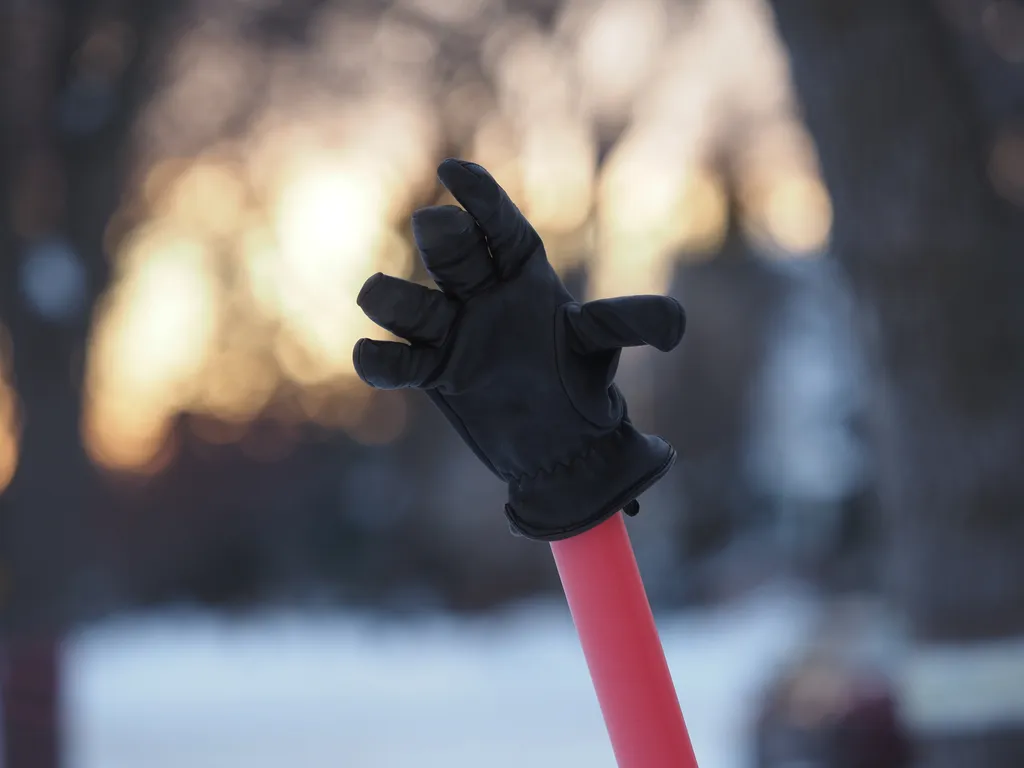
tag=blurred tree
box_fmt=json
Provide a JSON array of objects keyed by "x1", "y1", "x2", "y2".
[
  {"x1": 655, "y1": 161, "x2": 794, "y2": 604},
  {"x1": 0, "y1": 2, "x2": 177, "y2": 766},
  {"x1": 768, "y1": 1, "x2": 1024, "y2": 765}
]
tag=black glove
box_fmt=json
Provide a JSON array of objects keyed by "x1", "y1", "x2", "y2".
[{"x1": 353, "y1": 159, "x2": 685, "y2": 541}]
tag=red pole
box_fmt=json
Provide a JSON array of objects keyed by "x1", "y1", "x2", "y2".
[{"x1": 550, "y1": 512, "x2": 699, "y2": 768}]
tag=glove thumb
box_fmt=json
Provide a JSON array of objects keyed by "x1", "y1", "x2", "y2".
[{"x1": 565, "y1": 295, "x2": 686, "y2": 354}]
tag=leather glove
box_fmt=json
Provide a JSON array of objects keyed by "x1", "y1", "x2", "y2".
[{"x1": 353, "y1": 159, "x2": 685, "y2": 541}]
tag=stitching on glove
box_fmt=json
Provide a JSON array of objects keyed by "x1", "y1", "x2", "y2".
[
  {"x1": 511, "y1": 419, "x2": 632, "y2": 485},
  {"x1": 506, "y1": 444, "x2": 675, "y2": 541}
]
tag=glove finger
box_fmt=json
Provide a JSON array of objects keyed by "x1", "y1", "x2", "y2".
[
  {"x1": 357, "y1": 272, "x2": 456, "y2": 347},
  {"x1": 412, "y1": 205, "x2": 497, "y2": 300},
  {"x1": 565, "y1": 295, "x2": 686, "y2": 354},
  {"x1": 435, "y1": 159, "x2": 542, "y2": 280},
  {"x1": 353, "y1": 339, "x2": 441, "y2": 390}
]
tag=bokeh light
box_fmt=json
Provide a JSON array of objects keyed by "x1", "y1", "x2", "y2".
[
  {"x1": 760, "y1": 174, "x2": 833, "y2": 254},
  {"x1": 79, "y1": 0, "x2": 831, "y2": 474},
  {"x1": 0, "y1": 326, "x2": 18, "y2": 493},
  {"x1": 84, "y1": 230, "x2": 218, "y2": 472}
]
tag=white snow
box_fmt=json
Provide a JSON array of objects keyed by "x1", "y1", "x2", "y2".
[{"x1": 63, "y1": 585, "x2": 815, "y2": 768}]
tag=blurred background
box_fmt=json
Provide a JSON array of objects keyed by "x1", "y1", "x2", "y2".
[{"x1": 1, "y1": 0, "x2": 1023, "y2": 765}]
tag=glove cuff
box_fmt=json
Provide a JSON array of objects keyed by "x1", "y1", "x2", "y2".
[{"x1": 504, "y1": 420, "x2": 676, "y2": 542}]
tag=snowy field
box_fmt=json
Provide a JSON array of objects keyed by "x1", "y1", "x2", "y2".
[{"x1": 62, "y1": 586, "x2": 815, "y2": 768}]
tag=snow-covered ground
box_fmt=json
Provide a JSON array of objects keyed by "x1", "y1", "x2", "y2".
[{"x1": 62, "y1": 586, "x2": 815, "y2": 768}]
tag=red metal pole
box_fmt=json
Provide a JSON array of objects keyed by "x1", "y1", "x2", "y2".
[{"x1": 550, "y1": 512, "x2": 699, "y2": 768}]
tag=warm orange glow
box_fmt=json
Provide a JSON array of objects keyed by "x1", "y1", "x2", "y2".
[
  {"x1": 194, "y1": 346, "x2": 277, "y2": 425},
  {"x1": 239, "y1": 222, "x2": 283, "y2": 318},
  {"x1": 270, "y1": 160, "x2": 388, "y2": 382},
  {"x1": 98, "y1": 236, "x2": 216, "y2": 394},
  {"x1": 759, "y1": 175, "x2": 833, "y2": 255},
  {"x1": 296, "y1": 381, "x2": 374, "y2": 431},
  {"x1": 568, "y1": 0, "x2": 670, "y2": 122},
  {"x1": 0, "y1": 356, "x2": 18, "y2": 494},
  {"x1": 149, "y1": 159, "x2": 248, "y2": 241},
  {"x1": 594, "y1": 129, "x2": 728, "y2": 298},
  {"x1": 82, "y1": 392, "x2": 176, "y2": 474},
  {"x1": 469, "y1": 111, "x2": 524, "y2": 200},
  {"x1": 145, "y1": 27, "x2": 255, "y2": 151},
  {"x1": 80, "y1": 0, "x2": 822, "y2": 473},
  {"x1": 84, "y1": 232, "x2": 218, "y2": 471},
  {"x1": 519, "y1": 117, "x2": 596, "y2": 235},
  {"x1": 493, "y1": 27, "x2": 573, "y2": 121},
  {"x1": 600, "y1": 127, "x2": 693, "y2": 236}
]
